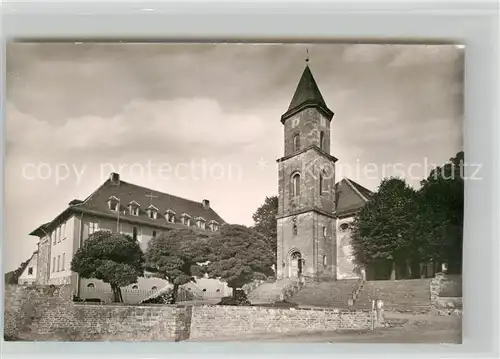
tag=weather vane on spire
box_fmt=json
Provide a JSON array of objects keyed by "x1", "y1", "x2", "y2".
[{"x1": 306, "y1": 48, "x2": 309, "y2": 63}]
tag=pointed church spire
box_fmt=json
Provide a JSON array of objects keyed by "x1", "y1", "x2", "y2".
[
  {"x1": 281, "y1": 64, "x2": 334, "y2": 124},
  {"x1": 287, "y1": 65, "x2": 327, "y2": 111}
]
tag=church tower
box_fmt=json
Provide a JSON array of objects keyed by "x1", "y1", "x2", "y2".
[{"x1": 276, "y1": 64, "x2": 338, "y2": 280}]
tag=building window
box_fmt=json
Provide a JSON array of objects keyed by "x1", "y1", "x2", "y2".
[
  {"x1": 52, "y1": 232, "x2": 56, "y2": 245},
  {"x1": 293, "y1": 133, "x2": 300, "y2": 151},
  {"x1": 89, "y1": 221, "x2": 99, "y2": 235},
  {"x1": 108, "y1": 196, "x2": 119, "y2": 211},
  {"x1": 165, "y1": 210, "x2": 176, "y2": 223},
  {"x1": 62, "y1": 253, "x2": 65, "y2": 270},
  {"x1": 28, "y1": 267, "x2": 33, "y2": 275},
  {"x1": 319, "y1": 131, "x2": 325, "y2": 151},
  {"x1": 181, "y1": 214, "x2": 191, "y2": 226},
  {"x1": 61, "y1": 222, "x2": 66, "y2": 240},
  {"x1": 152, "y1": 230, "x2": 157, "y2": 238},
  {"x1": 133, "y1": 226, "x2": 138, "y2": 241},
  {"x1": 319, "y1": 172, "x2": 324, "y2": 194},
  {"x1": 216, "y1": 289, "x2": 221, "y2": 293},
  {"x1": 132, "y1": 285, "x2": 138, "y2": 290},
  {"x1": 87, "y1": 283, "x2": 95, "y2": 288},
  {"x1": 147, "y1": 205, "x2": 158, "y2": 220},
  {"x1": 151, "y1": 286, "x2": 158, "y2": 291},
  {"x1": 323, "y1": 255, "x2": 327, "y2": 267},
  {"x1": 339, "y1": 223, "x2": 349, "y2": 231},
  {"x1": 323, "y1": 226, "x2": 327, "y2": 237},
  {"x1": 292, "y1": 173, "x2": 301, "y2": 197},
  {"x1": 196, "y1": 217, "x2": 206, "y2": 230},
  {"x1": 129, "y1": 201, "x2": 140, "y2": 216},
  {"x1": 57, "y1": 226, "x2": 61, "y2": 243},
  {"x1": 57, "y1": 255, "x2": 61, "y2": 272},
  {"x1": 52, "y1": 257, "x2": 56, "y2": 272},
  {"x1": 209, "y1": 220, "x2": 220, "y2": 232}
]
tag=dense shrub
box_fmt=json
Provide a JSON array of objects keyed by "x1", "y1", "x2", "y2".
[
  {"x1": 142, "y1": 288, "x2": 194, "y2": 304},
  {"x1": 217, "y1": 289, "x2": 250, "y2": 306}
]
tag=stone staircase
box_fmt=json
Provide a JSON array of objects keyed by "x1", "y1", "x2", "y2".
[
  {"x1": 352, "y1": 279, "x2": 432, "y2": 313},
  {"x1": 247, "y1": 279, "x2": 293, "y2": 304},
  {"x1": 290, "y1": 279, "x2": 358, "y2": 308}
]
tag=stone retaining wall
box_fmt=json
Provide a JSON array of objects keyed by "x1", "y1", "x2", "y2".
[
  {"x1": 5, "y1": 284, "x2": 376, "y2": 341},
  {"x1": 189, "y1": 305, "x2": 374, "y2": 340}
]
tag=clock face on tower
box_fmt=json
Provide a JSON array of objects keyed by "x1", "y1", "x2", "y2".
[{"x1": 291, "y1": 117, "x2": 300, "y2": 128}]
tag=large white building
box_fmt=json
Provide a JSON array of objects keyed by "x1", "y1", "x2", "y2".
[{"x1": 29, "y1": 172, "x2": 230, "y2": 302}]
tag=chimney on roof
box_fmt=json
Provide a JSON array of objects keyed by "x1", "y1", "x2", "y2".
[
  {"x1": 110, "y1": 172, "x2": 120, "y2": 186},
  {"x1": 202, "y1": 199, "x2": 210, "y2": 209}
]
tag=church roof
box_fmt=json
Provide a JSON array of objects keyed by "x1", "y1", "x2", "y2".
[
  {"x1": 335, "y1": 178, "x2": 373, "y2": 217},
  {"x1": 30, "y1": 174, "x2": 226, "y2": 236},
  {"x1": 282, "y1": 65, "x2": 333, "y2": 122}
]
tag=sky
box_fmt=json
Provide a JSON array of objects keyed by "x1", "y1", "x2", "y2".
[{"x1": 4, "y1": 43, "x2": 464, "y2": 272}]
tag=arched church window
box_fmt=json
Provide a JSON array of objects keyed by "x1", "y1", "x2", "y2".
[
  {"x1": 293, "y1": 133, "x2": 300, "y2": 152},
  {"x1": 292, "y1": 173, "x2": 301, "y2": 197},
  {"x1": 319, "y1": 131, "x2": 325, "y2": 151},
  {"x1": 323, "y1": 255, "x2": 327, "y2": 267},
  {"x1": 319, "y1": 171, "x2": 324, "y2": 194}
]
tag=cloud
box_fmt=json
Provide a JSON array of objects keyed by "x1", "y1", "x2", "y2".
[
  {"x1": 341, "y1": 44, "x2": 390, "y2": 63},
  {"x1": 6, "y1": 98, "x2": 269, "y2": 160},
  {"x1": 388, "y1": 45, "x2": 462, "y2": 67}
]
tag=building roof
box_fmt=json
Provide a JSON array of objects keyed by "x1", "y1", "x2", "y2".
[
  {"x1": 282, "y1": 65, "x2": 334, "y2": 122},
  {"x1": 335, "y1": 178, "x2": 373, "y2": 218},
  {"x1": 30, "y1": 174, "x2": 226, "y2": 236}
]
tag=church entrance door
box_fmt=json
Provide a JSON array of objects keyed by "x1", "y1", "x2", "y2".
[{"x1": 289, "y1": 251, "x2": 302, "y2": 278}]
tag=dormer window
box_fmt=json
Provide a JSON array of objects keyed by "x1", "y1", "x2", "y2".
[
  {"x1": 146, "y1": 205, "x2": 158, "y2": 220},
  {"x1": 128, "y1": 201, "x2": 140, "y2": 216},
  {"x1": 107, "y1": 196, "x2": 120, "y2": 211},
  {"x1": 165, "y1": 210, "x2": 176, "y2": 223},
  {"x1": 208, "y1": 220, "x2": 220, "y2": 232},
  {"x1": 195, "y1": 217, "x2": 206, "y2": 230},
  {"x1": 180, "y1": 213, "x2": 191, "y2": 226}
]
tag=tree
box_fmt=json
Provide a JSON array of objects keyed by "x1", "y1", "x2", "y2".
[
  {"x1": 252, "y1": 196, "x2": 278, "y2": 260},
  {"x1": 205, "y1": 224, "x2": 275, "y2": 298},
  {"x1": 5, "y1": 258, "x2": 31, "y2": 285},
  {"x1": 350, "y1": 177, "x2": 419, "y2": 280},
  {"x1": 71, "y1": 231, "x2": 145, "y2": 302},
  {"x1": 144, "y1": 228, "x2": 210, "y2": 304},
  {"x1": 419, "y1": 151, "x2": 464, "y2": 273}
]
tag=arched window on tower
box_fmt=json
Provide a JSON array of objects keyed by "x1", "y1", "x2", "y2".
[
  {"x1": 319, "y1": 171, "x2": 324, "y2": 194},
  {"x1": 292, "y1": 173, "x2": 301, "y2": 198},
  {"x1": 293, "y1": 133, "x2": 300, "y2": 152},
  {"x1": 319, "y1": 131, "x2": 325, "y2": 151}
]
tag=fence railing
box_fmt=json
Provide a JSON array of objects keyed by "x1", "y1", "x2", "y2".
[
  {"x1": 81, "y1": 287, "x2": 161, "y2": 304},
  {"x1": 80, "y1": 286, "x2": 224, "y2": 304}
]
